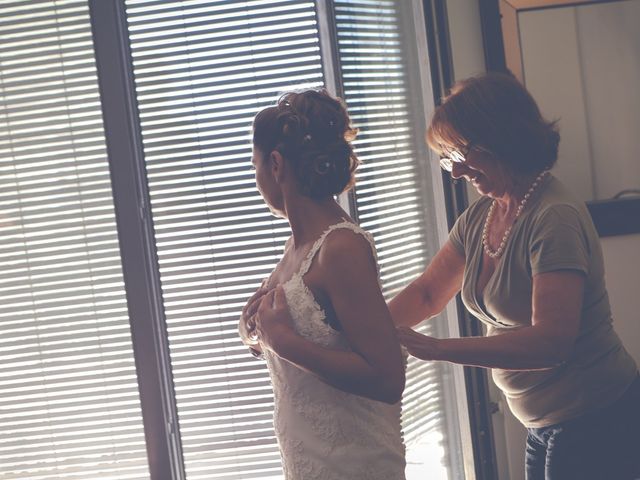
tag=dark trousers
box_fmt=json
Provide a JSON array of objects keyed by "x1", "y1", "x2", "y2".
[{"x1": 525, "y1": 375, "x2": 640, "y2": 480}]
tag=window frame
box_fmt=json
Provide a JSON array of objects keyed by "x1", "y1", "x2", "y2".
[
  {"x1": 422, "y1": 1, "x2": 499, "y2": 478},
  {"x1": 88, "y1": 2, "x2": 186, "y2": 479}
]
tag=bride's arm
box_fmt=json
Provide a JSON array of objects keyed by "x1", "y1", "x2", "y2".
[{"x1": 255, "y1": 230, "x2": 405, "y2": 404}]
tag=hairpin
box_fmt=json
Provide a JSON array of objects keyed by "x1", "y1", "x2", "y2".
[{"x1": 317, "y1": 160, "x2": 331, "y2": 174}]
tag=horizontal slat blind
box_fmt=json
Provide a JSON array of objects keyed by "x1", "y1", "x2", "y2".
[
  {"x1": 0, "y1": 1, "x2": 149, "y2": 479},
  {"x1": 124, "y1": 1, "x2": 323, "y2": 478},
  {"x1": 333, "y1": 0, "x2": 457, "y2": 476}
]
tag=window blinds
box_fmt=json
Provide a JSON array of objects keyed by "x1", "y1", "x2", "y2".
[
  {"x1": 124, "y1": 1, "x2": 323, "y2": 478},
  {"x1": 333, "y1": 0, "x2": 451, "y2": 464},
  {"x1": 0, "y1": 1, "x2": 149, "y2": 479}
]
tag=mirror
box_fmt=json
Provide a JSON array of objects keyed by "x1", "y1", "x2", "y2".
[{"x1": 497, "y1": 0, "x2": 640, "y2": 235}]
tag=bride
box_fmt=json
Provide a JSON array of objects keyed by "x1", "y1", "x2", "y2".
[{"x1": 238, "y1": 89, "x2": 407, "y2": 480}]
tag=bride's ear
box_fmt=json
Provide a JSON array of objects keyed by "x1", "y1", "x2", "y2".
[{"x1": 270, "y1": 150, "x2": 286, "y2": 184}]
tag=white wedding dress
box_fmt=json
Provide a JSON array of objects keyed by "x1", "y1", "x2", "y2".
[{"x1": 263, "y1": 221, "x2": 406, "y2": 480}]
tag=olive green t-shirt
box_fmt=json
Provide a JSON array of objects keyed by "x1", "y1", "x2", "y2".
[{"x1": 449, "y1": 175, "x2": 637, "y2": 427}]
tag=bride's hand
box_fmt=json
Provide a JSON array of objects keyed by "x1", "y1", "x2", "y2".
[
  {"x1": 239, "y1": 285, "x2": 269, "y2": 345},
  {"x1": 255, "y1": 286, "x2": 296, "y2": 354}
]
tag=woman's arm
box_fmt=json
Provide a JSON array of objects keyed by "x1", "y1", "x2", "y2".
[
  {"x1": 255, "y1": 231, "x2": 405, "y2": 404},
  {"x1": 398, "y1": 270, "x2": 584, "y2": 370},
  {"x1": 388, "y1": 240, "x2": 465, "y2": 328}
]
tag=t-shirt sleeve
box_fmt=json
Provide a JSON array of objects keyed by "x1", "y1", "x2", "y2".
[
  {"x1": 529, "y1": 205, "x2": 590, "y2": 276},
  {"x1": 448, "y1": 207, "x2": 468, "y2": 256},
  {"x1": 448, "y1": 199, "x2": 489, "y2": 257}
]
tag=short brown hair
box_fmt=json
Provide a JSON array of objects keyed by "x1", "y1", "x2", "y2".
[
  {"x1": 253, "y1": 89, "x2": 360, "y2": 200},
  {"x1": 427, "y1": 72, "x2": 560, "y2": 174}
]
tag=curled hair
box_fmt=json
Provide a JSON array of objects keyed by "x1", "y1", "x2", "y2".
[
  {"x1": 252, "y1": 88, "x2": 360, "y2": 200},
  {"x1": 427, "y1": 72, "x2": 560, "y2": 174}
]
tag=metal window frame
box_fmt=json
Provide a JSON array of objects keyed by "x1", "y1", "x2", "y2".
[
  {"x1": 88, "y1": 2, "x2": 186, "y2": 479},
  {"x1": 422, "y1": 1, "x2": 500, "y2": 479},
  {"x1": 316, "y1": 0, "x2": 359, "y2": 219}
]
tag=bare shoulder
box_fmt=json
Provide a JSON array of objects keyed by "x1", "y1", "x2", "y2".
[{"x1": 315, "y1": 226, "x2": 377, "y2": 277}]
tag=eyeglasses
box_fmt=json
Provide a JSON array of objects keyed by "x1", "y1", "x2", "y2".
[{"x1": 439, "y1": 143, "x2": 472, "y2": 172}]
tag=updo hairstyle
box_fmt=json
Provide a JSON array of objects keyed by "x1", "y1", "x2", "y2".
[
  {"x1": 252, "y1": 89, "x2": 360, "y2": 200},
  {"x1": 427, "y1": 72, "x2": 560, "y2": 174}
]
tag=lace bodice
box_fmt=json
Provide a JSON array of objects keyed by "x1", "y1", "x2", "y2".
[{"x1": 263, "y1": 221, "x2": 406, "y2": 480}]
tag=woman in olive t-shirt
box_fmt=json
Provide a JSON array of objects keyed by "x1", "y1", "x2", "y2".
[{"x1": 390, "y1": 73, "x2": 639, "y2": 480}]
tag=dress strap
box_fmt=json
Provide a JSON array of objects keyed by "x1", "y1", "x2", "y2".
[{"x1": 297, "y1": 221, "x2": 379, "y2": 277}]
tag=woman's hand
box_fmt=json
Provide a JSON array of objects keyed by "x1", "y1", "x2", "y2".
[
  {"x1": 397, "y1": 327, "x2": 442, "y2": 361},
  {"x1": 239, "y1": 285, "x2": 269, "y2": 346},
  {"x1": 255, "y1": 286, "x2": 296, "y2": 354}
]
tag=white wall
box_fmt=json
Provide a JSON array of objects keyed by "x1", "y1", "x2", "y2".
[
  {"x1": 575, "y1": 2, "x2": 640, "y2": 200},
  {"x1": 519, "y1": 1, "x2": 640, "y2": 201},
  {"x1": 519, "y1": 7, "x2": 595, "y2": 201},
  {"x1": 601, "y1": 233, "x2": 640, "y2": 365}
]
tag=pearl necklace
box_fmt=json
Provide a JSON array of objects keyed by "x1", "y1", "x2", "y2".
[{"x1": 482, "y1": 170, "x2": 549, "y2": 259}]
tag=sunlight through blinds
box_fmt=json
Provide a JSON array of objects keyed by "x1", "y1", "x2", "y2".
[
  {"x1": 124, "y1": 1, "x2": 323, "y2": 478},
  {"x1": 333, "y1": 0, "x2": 452, "y2": 470},
  {"x1": 0, "y1": 1, "x2": 149, "y2": 479}
]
